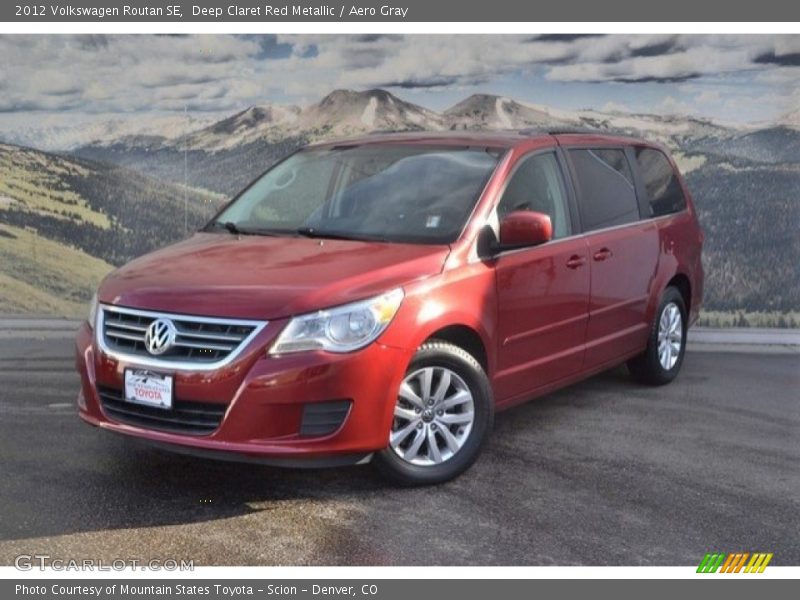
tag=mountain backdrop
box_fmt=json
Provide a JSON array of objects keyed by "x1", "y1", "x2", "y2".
[{"x1": 1, "y1": 89, "x2": 798, "y2": 324}]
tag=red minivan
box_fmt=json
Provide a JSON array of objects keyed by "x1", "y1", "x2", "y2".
[{"x1": 75, "y1": 131, "x2": 704, "y2": 485}]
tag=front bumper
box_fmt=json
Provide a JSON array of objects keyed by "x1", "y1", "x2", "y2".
[{"x1": 75, "y1": 321, "x2": 413, "y2": 464}]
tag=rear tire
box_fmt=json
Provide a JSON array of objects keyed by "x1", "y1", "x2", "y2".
[
  {"x1": 375, "y1": 341, "x2": 493, "y2": 486},
  {"x1": 627, "y1": 286, "x2": 687, "y2": 386}
]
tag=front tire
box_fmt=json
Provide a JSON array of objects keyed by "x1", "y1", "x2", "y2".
[
  {"x1": 627, "y1": 286, "x2": 687, "y2": 386},
  {"x1": 375, "y1": 341, "x2": 493, "y2": 486}
]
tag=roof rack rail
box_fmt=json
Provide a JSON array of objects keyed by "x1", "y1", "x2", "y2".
[
  {"x1": 518, "y1": 127, "x2": 605, "y2": 136},
  {"x1": 366, "y1": 128, "x2": 422, "y2": 135}
]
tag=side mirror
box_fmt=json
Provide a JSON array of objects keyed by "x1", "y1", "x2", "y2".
[{"x1": 497, "y1": 210, "x2": 553, "y2": 249}]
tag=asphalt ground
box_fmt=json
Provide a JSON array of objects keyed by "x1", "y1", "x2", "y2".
[{"x1": 0, "y1": 335, "x2": 797, "y2": 566}]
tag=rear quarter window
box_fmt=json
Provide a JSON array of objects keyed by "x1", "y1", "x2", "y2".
[
  {"x1": 634, "y1": 147, "x2": 688, "y2": 217},
  {"x1": 568, "y1": 148, "x2": 639, "y2": 232}
]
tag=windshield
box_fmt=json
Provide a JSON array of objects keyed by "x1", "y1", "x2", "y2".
[{"x1": 209, "y1": 145, "x2": 503, "y2": 244}]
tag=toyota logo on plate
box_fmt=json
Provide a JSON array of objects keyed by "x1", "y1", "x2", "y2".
[{"x1": 144, "y1": 318, "x2": 176, "y2": 355}]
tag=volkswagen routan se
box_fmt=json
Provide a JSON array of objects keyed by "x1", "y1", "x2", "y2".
[{"x1": 76, "y1": 131, "x2": 704, "y2": 485}]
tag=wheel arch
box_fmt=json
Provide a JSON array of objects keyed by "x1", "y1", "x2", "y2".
[
  {"x1": 647, "y1": 268, "x2": 693, "y2": 326},
  {"x1": 422, "y1": 324, "x2": 489, "y2": 375},
  {"x1": 666, "y1": 272, "x2": 692, "y2": 315}
]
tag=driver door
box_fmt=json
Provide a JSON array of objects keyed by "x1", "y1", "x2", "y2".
[{"x1": 492, "y1": 151, "x2": 590, "y2": 404}]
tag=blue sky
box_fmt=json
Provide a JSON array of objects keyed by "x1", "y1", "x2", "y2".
[{"x1": 0, "y1": 34, "x2": 797, "y2": 128}]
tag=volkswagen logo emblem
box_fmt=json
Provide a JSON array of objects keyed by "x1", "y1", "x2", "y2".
[{"x1": 144, "y1": 318, "x2": 176, "y2": 355}]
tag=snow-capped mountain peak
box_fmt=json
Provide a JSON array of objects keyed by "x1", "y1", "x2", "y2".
[
  {"x1": 0, "y1": 87, "x2": 760, "y2": 155},
  {"x1": 779, "y1": 109, "x2": 800, "y2": 131},
  {"x1": 295, "y1": 88, "x2": 444, "y2": 135},
  {"x1": 444, "y1": 93, "x2": 576, "y2": 130}
]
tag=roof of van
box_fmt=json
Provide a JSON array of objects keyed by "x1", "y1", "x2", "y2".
[{"x1": 308, "y1": 129, "x2": 652, "y2": 150}]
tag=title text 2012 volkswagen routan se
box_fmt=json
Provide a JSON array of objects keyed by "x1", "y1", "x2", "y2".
[{"x1": 75, "y1": 131, "x2": 704, "y2": 485}]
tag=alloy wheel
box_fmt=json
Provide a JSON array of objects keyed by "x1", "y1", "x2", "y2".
[
  {"x1": 657, "y1": 302, "x2": 683, "y2": 370},
  {"x1": 389, "y1": 366, "x2": 475, "y2": 466}
]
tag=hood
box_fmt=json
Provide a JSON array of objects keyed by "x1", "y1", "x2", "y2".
[{"x1": 98, "y1": 233, "x2": 450, "y2": 320}]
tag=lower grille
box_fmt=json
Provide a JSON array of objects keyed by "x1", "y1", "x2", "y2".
[
  {"x1": 97, "y1": 386, "x2": 227, "y2": 436},
  {"x1": 300, "y1": 400, "x2": 352, "y2": 437}
]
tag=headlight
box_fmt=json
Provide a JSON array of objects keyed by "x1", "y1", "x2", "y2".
[
  {"x1": 270, "y1": 288, "x2": 404, "y2": 354},
  {"x1": 87, "y1": 292, "x2": 98, "y2": 330}
]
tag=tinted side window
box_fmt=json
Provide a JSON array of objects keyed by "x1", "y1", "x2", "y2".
[
  {"x1": 634, "y1": 147, "x2": 687, "y2": 217},
  {"x1": 497, "y1": 152, "x2": 570, "y2": 239},
  {"x1": 568, "y1": 148, "x2": 639, "y2": 232}
]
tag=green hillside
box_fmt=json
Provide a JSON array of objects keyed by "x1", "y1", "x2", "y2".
[
  {"x1": 0, "y1": 143, "x2": 225, "y2": 265},
  {"x1": 686, "y1": 159, "x2": 800, "y2": 313},
  {"x1": 0, "y1": 143, "x2": 111, "y2": 228},
  {"x1": 0, "y1": 223, "x2": 112, "y2": 316},
  {"x1": 0, "y1": 143, "x2": 226, "y2": 316},
  {"x1": 1, "y1": 126, "x2": 798, "y2": 322}
]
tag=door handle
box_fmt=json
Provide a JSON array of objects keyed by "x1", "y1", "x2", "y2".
[
  {"x1": 593, "y1": 248, "x2": 613, "y2": 261},
  {"x1": 566, "y1": 255, "x2": 586, "y2": 269}
]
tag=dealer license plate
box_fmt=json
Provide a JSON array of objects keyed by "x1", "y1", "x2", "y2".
[{"x1": 124, "y1": 369, "x2": 173, "y2": 410}]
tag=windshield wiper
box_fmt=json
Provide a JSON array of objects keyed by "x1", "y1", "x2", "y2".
[
  {"x1": 222, "y1": 221, "x2": 246, "y2": 235},
  {"x1": 296, "y1": 227, "x2": 389, "y2": 243},
  {"x1": 207, "y1": 221, "x2": 286, "y2": 237}
]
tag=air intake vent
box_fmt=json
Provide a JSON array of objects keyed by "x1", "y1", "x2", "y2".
[{"x1": 300, "y1": 400, "x2": 352, "y2": 437}]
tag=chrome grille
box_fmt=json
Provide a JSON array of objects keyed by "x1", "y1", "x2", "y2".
[{"x1": 98, "y1": 305, "x2": 267, "y2": 371}]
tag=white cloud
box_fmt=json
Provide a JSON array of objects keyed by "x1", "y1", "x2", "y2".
[
  {"x1": 0, "y1": 35, "x2": 262, "y2": 113},
  {"x1": 696, "y1": 90, "x2": 722, "y2": 104},
  {"x1": 656, "y1": 96, "x2": 695, "y2": 115},
  {"x1": 0, "y1": 34, "x2": 796, "y2": 124},
  {"x1": 754, "y1": 66, "x2": 800, "y2": 85},
  {"x1": 601, "y1": 101, "x2": 632, "y2": 113}
]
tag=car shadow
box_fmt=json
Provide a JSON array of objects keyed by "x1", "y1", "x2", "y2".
[{"x1": 0, "y1": 365, "x2": 634, "y2": 545}]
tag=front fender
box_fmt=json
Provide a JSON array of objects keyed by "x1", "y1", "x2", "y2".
[{"x1": 379, "y1": 265, "x2": 497, "y2": 375}]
